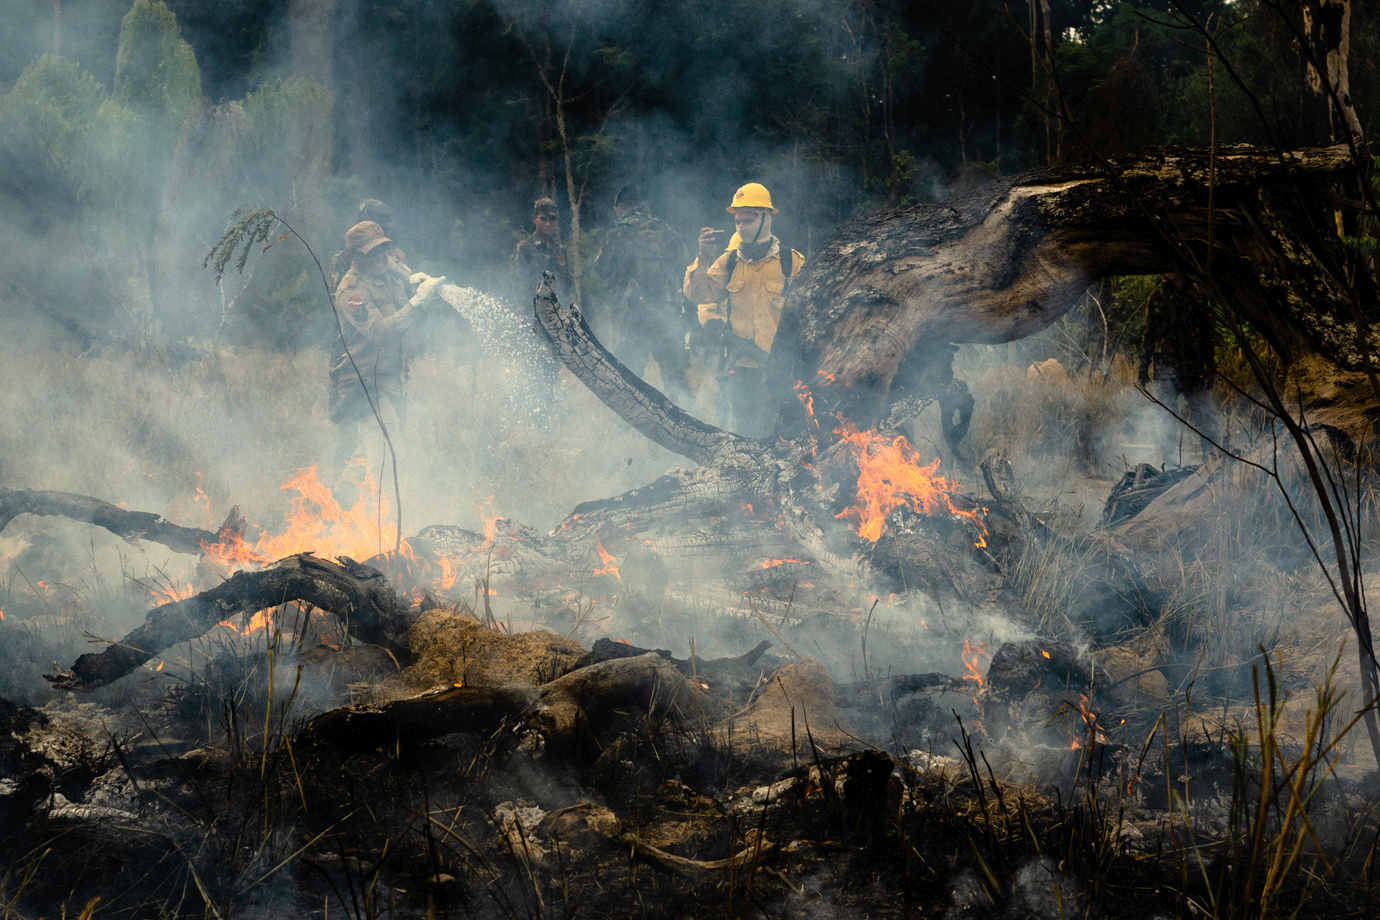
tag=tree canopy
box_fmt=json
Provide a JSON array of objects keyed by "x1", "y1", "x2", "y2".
[{"x1": 0, "y1": 0, "x2": 1375, "y2": 350}]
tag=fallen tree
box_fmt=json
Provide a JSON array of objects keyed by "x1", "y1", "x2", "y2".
[
  {"x1": 0, "y1": 488, "x2": 242, "y2": 556},
  {"x1": 44, "y1": 553, "x2": 409, "y2": 692},
  {"x1": 772, "y1": 142, "x2": 1369, "y2": 437},
  {"x1": 40, "y1": 142, "x2": 1372, "y2": 698}
]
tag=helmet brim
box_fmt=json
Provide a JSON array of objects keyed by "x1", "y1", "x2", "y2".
[{"x1": 356, "y1": 236, "x2": 393, "y2": 254}]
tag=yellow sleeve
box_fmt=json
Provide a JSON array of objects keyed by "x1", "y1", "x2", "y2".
[{"x1": 683, "y1": 252, "x2": 731, "y2": 305}]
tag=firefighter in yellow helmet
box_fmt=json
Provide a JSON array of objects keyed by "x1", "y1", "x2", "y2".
[{"x1": 684, "y1": 183, "x2": 803, "y2": 437}]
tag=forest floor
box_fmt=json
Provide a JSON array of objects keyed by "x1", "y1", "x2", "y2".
[{"x1": 1, "y1": 336, "x2": 1378, "y2": 918}]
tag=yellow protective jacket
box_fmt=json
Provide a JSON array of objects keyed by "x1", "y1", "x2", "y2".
[{"x1": 683, "y1": 238, "x2": 803, "y2": 367}]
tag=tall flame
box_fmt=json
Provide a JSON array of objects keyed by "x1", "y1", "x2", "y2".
[
  {"x1": 593, "y1": 539, "x2": 621, "y2": 580},
  {"x1": 833, "y1": 420, "x2": 986, "y2": 546},
  {"x1": 201, "y1": 465, "x2": 404, "y2": 567}
]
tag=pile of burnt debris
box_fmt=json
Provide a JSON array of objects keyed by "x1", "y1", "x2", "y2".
[
  {"x1": 0, "y1": 448, "x2": 1375, "y2": 916},
  {"x1": 2, "y1": 585, "x2": 1375, "y2": 919}
]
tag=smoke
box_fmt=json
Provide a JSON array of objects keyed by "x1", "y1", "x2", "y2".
[{"x1": 0, "y1": 1, "x2": 1339, "y2": 744}]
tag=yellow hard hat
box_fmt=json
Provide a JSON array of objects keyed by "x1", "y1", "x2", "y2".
[{"x1": 727, "y1": 182, "x2": 777, "y2": 213}]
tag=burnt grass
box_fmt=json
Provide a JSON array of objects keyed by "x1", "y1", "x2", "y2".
[{"x1": 4, "y1": 633, "x2": 1379, "y2": 920}]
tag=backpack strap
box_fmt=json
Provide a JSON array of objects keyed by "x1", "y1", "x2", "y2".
[
  {"x1": 724, "y1": 249, "x2": 739, "y2": 284},
  {"x1": 723, "y1": 249, "x2": 739, "y2": 325}
]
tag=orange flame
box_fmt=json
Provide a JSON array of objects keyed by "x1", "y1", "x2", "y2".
[
  {"x1": 833, "y1": 420, "x2": 986, "y2": 546},
  {"x1": 1070, "y1": 692, "x2": 1107, "y2": 748},
  {"x1": 201, "y1": 465, "x2": 405, "y2": 567},
  {"x1": 479, "y1": 496, "x2": 501, "y2": 550},
  {"x1": 756, "y1": 557, "x2": 808, "y2": 569},
  {"x1": 193, "y1": 472, "x2": 212, "y2": 524},
  {"x1": 961, "y1": 638, "x2": 989, "y2": 688},
  {"x1": 151, "y1": 582, "x2": 198, "y2": 605},
  {"x1": 593, "y1": 539, "x2": 621, "y2": 580},
  {"x1": 437, "y1": 554, "x2": 457, "y2": 590}
]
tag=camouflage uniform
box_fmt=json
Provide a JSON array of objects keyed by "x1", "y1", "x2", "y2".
[
  {"x1": 596, "y1": 206, "x2": 692, "y2": 403},
  {"x1": 329, "y1": 200, "x2": 404, "y2": 293},
  {"x1": 511, "y1": 232, "x2": 571, "y2": 308},
  {"x1": 329, "y1": 254, "x2": 418, "y2": 426},
  {"x1": 508, "y1": 203, "x2": 568, "y2": 425}
]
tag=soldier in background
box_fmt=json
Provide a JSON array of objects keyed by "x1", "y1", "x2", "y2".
[
  {"x1": 329, "y1": 199, "x2": 403, "y2": 293},
  {"x1": 329, "y1": 220, "x2": 443, "y2": 474},
  {"x1": 510, "y1": 197, "x2": 571, "y2": 306},
  {"x1": 595, "y1": 184, "x2": 693, "y2": 405},
  {"x1": 508, "y1": 197, "x2": 568, "y2": 424}
]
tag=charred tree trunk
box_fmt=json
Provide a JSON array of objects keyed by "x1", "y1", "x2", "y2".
[
  {"x1": 0, "y1": 488, "x2": 239, "y2": 556},
  {"x1": 45, "y1": 554, "x2": 408, "y2": 692},
  {"x1": 295, "y1": 652, "x2": 729, "y2": 760},
  {"x1": 771, "y1": 143, "x2": 1366, "y2": 436},
  {"x1": 1303, "y1": 0, "x2": 1363, "y2": 148}
]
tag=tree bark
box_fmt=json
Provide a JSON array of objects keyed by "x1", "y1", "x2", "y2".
[
  {"x1": 771, "y1": 143, "x2": 1365, "y2": 431},
  {"x1": 0, "y1": 488, "x2": 236, "y2": 556},
  {"x1": 1303, "y1": 1, "x2": 1363, "y2": 148}
]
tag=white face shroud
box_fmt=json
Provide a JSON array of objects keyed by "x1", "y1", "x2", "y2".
[{"x1": 732, "y1": 208, "x2": 772, "y2": 245}]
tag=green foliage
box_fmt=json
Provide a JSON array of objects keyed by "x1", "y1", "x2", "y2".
[
  {"x1": 0, "y1": 55, "x2": 106, "y2": 193},
  {"x1": 109, "y1": 0, "x2": 201, "y2": 141},
  {"x1": 93, "y1": 1, "x2": 201, "y2": 219},
  {"x1": 239, "y1": 77, "x2": 332, "y2": 165}
]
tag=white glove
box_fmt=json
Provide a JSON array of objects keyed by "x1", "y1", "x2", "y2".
[{"x1": 408, "y1": 274, "x2": 446, "y2": 308}]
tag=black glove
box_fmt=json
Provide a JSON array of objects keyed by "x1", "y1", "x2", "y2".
[{"x1": 689, "y1": 318, "x2": 725, "y2": 351}]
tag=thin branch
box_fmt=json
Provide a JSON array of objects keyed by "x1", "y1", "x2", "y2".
[{"x1": 205, "y1": 208, "x2": 405, "y2": 553}]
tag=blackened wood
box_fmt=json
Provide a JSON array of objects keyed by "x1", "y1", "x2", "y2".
[
  {"x1": 774, "y1": 143, "x2": 1360, "y2": 425},
  {"x1": 296, "y1": 653, "x2": 730, "y2": 759},
  {"x1": 294, "y1": 686, "x2": 537, "y2": 759},
  {"x1": 530, "y1": 271, "x2": 738, "y2": 465},
  {"x1": 44, "y1": 554, "x2": 407, "y2": 692},
  {"x1": 0, "y1": 488, "x2": 227, "y2": 556}
]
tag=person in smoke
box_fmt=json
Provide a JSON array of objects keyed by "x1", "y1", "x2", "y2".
[
  {"x1": 329, "y1": 199, "x2": 404, "y2": 293},
  {"x1": 510, "y1": 197, "x2": 571, "y2": 305},
  {"x1": 508, "y1": 197, "x2": 567, "y2": 425},
  {"x1": 1138, "y1": 270, "x2": 1218, "y2": 463},
  {"x1": 684, "y1": 183, "x2": 803, "y2": 437},
  {"x1": 329, "y1": 220, "x2": 444, "y2": 475},
  {"x1": 594, "y1": 183, "x2": 693, "y2": 405}
]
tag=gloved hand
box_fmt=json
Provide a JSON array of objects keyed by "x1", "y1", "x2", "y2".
[{"x1": 408, "y1": 273, "x2": 447, "y2": 309}]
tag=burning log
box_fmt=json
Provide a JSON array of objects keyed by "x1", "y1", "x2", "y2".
[
  {"x1": 0, "y1": 488, "x2": 242, "y2": 556},
  {"x1": 529, "y1": 270, "x2": 996, "y2": 598},
  {"x1": 44, "y1": 553, "x2": 408, "y2": 692},
  {"x1": 529, "y1": 269, "x2": 865, "y2": 580}
]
